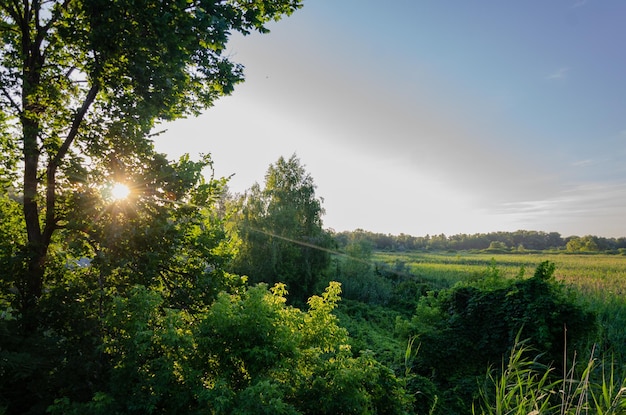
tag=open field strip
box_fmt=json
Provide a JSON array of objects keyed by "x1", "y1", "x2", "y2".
[
  {"x1": 373, "y1": 251, "x2": 626, "y2": 297},
  {"x1": 374, "y1": 251, "x2": 626, "y2": 355}
]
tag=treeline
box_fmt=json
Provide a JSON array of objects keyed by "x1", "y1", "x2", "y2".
[{"x1": 333, "y1": 229, "x2": 626, "y2": 253}]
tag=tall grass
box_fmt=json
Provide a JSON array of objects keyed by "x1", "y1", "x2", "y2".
[{"x1": 473, "y1": 336, "x2": 626, "y2": 415}]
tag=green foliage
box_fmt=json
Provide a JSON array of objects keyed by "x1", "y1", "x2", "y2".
[
  {"x1": 402, "y1": 261, "x2": 596, "y2": 414},
  {"x1": 474, "y1": 338, "x2": 626, "y2": 415},
  {"x1": 3, "y1": 8, "x2": 624, "y2": 406},
  {"x1": 229, "y1": 154, "x2": 333, "y2": 304},
  {"x1": 328, "y1": 241, "x2": 393, "y2": 305},
  {"x1": 1, "y1": 152, "x2": 250, "y2": 413},
  {"x1": 0, "y1": 192, "x2": 23, "y2": 303},
  {"x1": 473, "y1": 335, "x2": 560, "y2": 415},
  {"x1": 0, "y1": 0, "x2": 303, "y2": 331},
  {"x1": 335, "y1": 300, "x2": 407, "y2": 368},
  {"x1": 44, "y1": 282, "x2": 411, "y2": 415},
  {"x1": 566, "y1": 235, "x2": 601, "y2": 252},
  {"x1": 485, "y1": 241, "x2": 509, "y2": 253},
  {"x1": 62, "y1": 154, "x2": 242, "y2": 305}
]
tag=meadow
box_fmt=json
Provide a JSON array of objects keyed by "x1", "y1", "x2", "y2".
[
  {"x1": 373, "y1": 250, "x2": 626, "y2": 298},
  {"x1": 374, "y1": 250, "x2": 626, "y2": 363}
]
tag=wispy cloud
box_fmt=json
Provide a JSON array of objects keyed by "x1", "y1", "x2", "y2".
[
  {"x1": 491, "y1": 181, "x2": 626, "y2": 236},
  {"x1": 571, "y1": 159, "x2": 594, "y2": 167},
  {"x1": 547, "y1": 67, "x2": 570, "y2": 80},
  {"x1": 571, "y1": 0, "x2": 587, "y2": 8}
]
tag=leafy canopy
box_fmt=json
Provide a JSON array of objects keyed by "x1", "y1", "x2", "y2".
[
  {"x1": 229, "y1": 154, "x2": 333, "y2": 304},
  {"x1": 0, "y1": 0, "x2": 301, "y2": 326}
]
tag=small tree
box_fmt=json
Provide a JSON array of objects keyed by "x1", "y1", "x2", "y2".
[
  {"x1": 230, "y1": 155, "x2": 333, "y2": 304},
  {"x1": 567, "y1": 236, "x2": 600, "y2": 252}
]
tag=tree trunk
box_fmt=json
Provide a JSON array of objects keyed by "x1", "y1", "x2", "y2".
[
  {"x1": 21, "y1": 117, "x2": 46, "y2": 332},
  {"x1": 19, "y1": 11, "x2": 47, "y2": 332}
]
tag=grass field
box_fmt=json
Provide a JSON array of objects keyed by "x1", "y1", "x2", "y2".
[
  {"x1": 373, "y1": 251, "x2": 626, "y2": 297},
  {"x1": 373, "y1": 250, "x2": 626, "y2": 359}
]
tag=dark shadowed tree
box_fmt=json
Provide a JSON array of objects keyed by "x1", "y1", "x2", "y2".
[
  {"x1": 0, "y1": 0, "x2": 301, "y2": 331},
  {"x1": 0, "y1": 2, "x2": 302, "y2": 413}
]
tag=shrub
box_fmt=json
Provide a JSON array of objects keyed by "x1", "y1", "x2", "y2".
[{"x1": 406, "y1": 261, "x2": 596, "y2": 414}]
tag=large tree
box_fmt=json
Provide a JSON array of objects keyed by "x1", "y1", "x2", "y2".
[
  {"x1": 0, "y1": 152, "x2": 247, "y2": 413},
  {"x1": 230, "y1": 154, "x2": 333, "y2": 304},
  {"x1": 0, "y1": 0, "x2": 301, "y2": 329}
]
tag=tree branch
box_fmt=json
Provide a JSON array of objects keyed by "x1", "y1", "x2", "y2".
[
  {"x1": 1, "y1": 0, "x2": 24, "y2": 26},
  {"x1": 50, "y1": 83, "x2": 99, "y2": 168},
  {"x1": 42, "y1": 0, "x2": 72, "y2": 32},
  {"x1": 43, "y1": 83, "x2": 99, "y2": 245},
  {"x1": 0, "y1": 85, "x2": 22, "y2": 115}
]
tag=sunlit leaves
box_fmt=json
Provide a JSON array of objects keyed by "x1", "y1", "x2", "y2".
[
  {"x1": 1, "y1": 0, "x2": 304, "y2": 320},
  {"x1": 63, "y1": 282, "x2": 411, "y2": 414}
]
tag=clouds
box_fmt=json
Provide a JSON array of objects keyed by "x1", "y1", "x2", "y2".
[
  {"x1": 492, "y1": 181, "x2": 626, "y2": 237},
  {"x1": 153, "y1": 1, "x2": 626, "y2": 237},
  {"x1": 547, "y1": 67, "x2": 570, "y2": 80}
]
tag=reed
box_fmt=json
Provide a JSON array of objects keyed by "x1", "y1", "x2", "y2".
[{"x1": 474, "y1": 336, "x2": 626, "y2": 415}]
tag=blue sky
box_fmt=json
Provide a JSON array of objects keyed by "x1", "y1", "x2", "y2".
[{"x1": 154, "y1": 0, "x2": 626, "y2": 238}]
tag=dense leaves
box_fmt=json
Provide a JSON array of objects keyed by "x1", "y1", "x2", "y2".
[
  {"x1": 0, "y1": 0, "x2": 302, "y2": 329},
  {"x1": 45, "y1": 283, "x2": 412, "y2": 415},
  {"x1": 0, "y1": 153, "x2": 240, "y2": 413},
  {"x1": 399, "y1": 261, "x2": 595, "y2": 414},
  {"x1": 229, "y1": 154, "x2": 333, "y2": 304},
  {"x1": 327, "y1": 240, "x2": 394, "y2": 305}
]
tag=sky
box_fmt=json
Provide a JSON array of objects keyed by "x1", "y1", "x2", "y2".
[{"x1": 154, "y1": 1, "x2": 626, "y2": 238}]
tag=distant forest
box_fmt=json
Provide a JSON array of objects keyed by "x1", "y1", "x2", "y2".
[{"x1": 333, "y1": 229, "x2": 626, "y2": 253}]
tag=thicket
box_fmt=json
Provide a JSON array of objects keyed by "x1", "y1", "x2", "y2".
[
  {"x1": 399, "y1": 261, "x2": 596, "y2": 414},
  {"x1": 35, "y1": 283, "x2": 412, "y2": 415}
]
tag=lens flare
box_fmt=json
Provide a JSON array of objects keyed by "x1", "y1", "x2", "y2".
[{"x1": 110, "y1": 182, "x2": 131, "y2": 201}]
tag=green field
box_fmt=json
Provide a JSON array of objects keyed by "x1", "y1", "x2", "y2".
[
  {"x1": 373, "y1": 250, "x2": 626, "y2": 365},
  {"x1": 373, "y1": 251, "x2": 626, "y2": 298}
]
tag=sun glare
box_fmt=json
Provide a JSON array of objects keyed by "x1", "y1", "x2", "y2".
[{"x1": 110, "y1": 182, "x2": 131, "y2": 201}]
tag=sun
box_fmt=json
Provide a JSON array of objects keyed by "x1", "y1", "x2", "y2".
[{"x1": 110, "y1": 182, "x2": 131, "y2": 201}]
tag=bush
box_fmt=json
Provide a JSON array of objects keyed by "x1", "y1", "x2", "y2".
[
  {"x1": 406, "y1": 261, "x2": 596, "y2": 414},
  {"x1": 47, "y1": 283, "x2": 412, "y2": 414}
]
